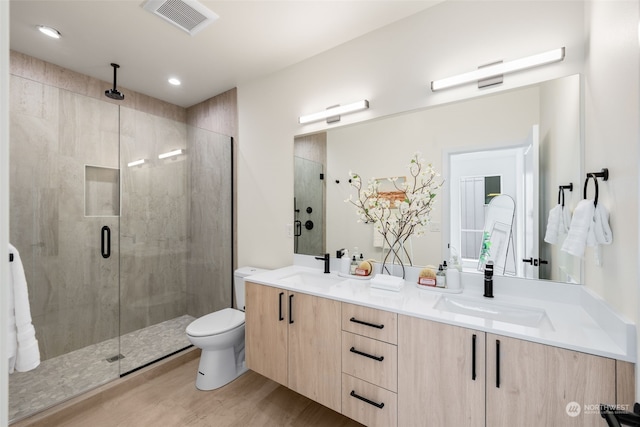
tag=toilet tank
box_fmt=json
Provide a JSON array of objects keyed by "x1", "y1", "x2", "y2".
[{"x1": 234, "y1": 267, "x2": 269, "y2": 311}]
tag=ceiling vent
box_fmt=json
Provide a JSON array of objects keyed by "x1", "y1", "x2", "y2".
[{"x1": 143, "y1": 0, "x2": 218, "y2": 36}]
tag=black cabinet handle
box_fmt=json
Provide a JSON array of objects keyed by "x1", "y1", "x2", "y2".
[
  {"x1": 278, "y1": 292, "x2": 284, "y2": 321},
  {"x1": 101, "y1": 226, "x2": 111, "y2": 259},
  {"x1": 350, "y1": 347, "x2": 384, "y2": 362},
  {"x1": 496, "y1": 339, "x2": 501, "y2": 388},
  {"x1": 289, "y1": 294, "x2": 294, "y2": 324},
  {"x1": 472, "y1": 334, "x2": 477, "y2": 381},
  {"x1": 350, "y1": 390, "x2": 384, "y2": 409},
  {"x1": 349, "y1": 317, "x2": 384, "y2": 329}
]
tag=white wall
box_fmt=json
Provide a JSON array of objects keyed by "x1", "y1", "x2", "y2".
[{"x1": 583, "y1": 0, "x2": 640, "y2": 398}]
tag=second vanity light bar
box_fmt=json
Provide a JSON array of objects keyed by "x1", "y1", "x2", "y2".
[{"x1": 431, "y1": 47, "x2": 565, "y2": 91}]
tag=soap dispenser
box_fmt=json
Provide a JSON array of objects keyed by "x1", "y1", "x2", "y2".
[
  {"x1": 436, "y1": 264, "x2": 446, "y2": 288},
  {"x1": 350, "y1": 255, "x2": 358, "y2": 275}
]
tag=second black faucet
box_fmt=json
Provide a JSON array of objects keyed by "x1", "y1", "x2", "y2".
[{"x1": 315, "y1": 253, "x2": 330, "y2": 274}]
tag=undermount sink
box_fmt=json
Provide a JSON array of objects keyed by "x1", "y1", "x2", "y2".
[
  {"x1": 280, "y1": 271, "x2": 344, "y2": 288},
  {"x1": 434, "y1": 295, "x2": 554, "y2": 330}
]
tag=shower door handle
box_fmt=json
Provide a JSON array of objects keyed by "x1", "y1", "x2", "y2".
[{"x1": 101, "y1": 226, "x2": 111, "y2": 259}]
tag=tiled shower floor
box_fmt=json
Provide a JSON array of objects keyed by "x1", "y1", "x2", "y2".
[{"x1": 9, "y1": 314, "x2": 195, "y2": 423}]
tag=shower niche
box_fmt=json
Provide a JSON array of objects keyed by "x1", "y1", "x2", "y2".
[{"x1": 85, "y1": 165, "x2": 120, "y2": 217}]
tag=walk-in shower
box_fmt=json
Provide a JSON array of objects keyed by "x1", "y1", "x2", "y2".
[{"x1": 8, "y1": 74, "x2": 233, "y2": 422}]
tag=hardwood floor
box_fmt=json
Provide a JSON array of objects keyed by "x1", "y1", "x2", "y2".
[{"x1": 18, "y1": 351, "x2": 364, "y2": 427}]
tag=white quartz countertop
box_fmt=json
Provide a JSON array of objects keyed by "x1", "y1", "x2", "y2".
[{"x1": 246, "y1": 263, "x2": 636, "y2": 363}]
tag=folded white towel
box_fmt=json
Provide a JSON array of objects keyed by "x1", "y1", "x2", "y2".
[
  {"x1": 561, "y1": 200, "x2": 595, "y2": 257},
  {"x1": 587, "y1": 203, "x2": 613, "y2": 266},
  {"x1": 587, "y1": 203, "x2": 613, "y2": 246},
  {"x1": 544, "y1": 204, "x2": 572, "y2": 245},
  {"x1": 8, "y1": 244, "x2": 40, "y2": 373},
  {"x1": 370, "y1": 274, "x2": 404, "y2": 292}
]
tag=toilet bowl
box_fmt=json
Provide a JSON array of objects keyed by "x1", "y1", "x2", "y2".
[{"x1": 186, "y1": 267, "x2": 267, "y2": 391}]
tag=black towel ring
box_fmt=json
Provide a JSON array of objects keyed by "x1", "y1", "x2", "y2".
[
  {"x1": 584, "y1": 174, "x2": 600, "y2": 206},
  {"x1": 558, "y1": 183, "x2": 573, "y2": 207},
  {"x1": 583, "y1": 168, "x2": 609, "y2": 207}
]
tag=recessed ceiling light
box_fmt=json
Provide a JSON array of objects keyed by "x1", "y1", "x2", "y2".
[
  {"x1": 168, "y1": 78, "x2": 181, "y2": 86},
  {"x1": 37, "y1": 25, "x2": 61, "y2": 39}
]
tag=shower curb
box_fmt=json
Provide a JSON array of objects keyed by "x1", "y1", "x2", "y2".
[{"x1": 10, "y1": 347, "x2": 200, "y2": 427}]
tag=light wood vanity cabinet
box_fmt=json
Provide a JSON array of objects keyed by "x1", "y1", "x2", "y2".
[
  {"x1": 398, "y1": 315, "x2": 485, "y2": 427},
  {"x1": 399, "y1": 315, "x2": 618, "y2": 427},
  {"x1": 341, "y1": 303, "x2": 398, "y2": 427},
  {"x1": 247, "y1": 281, "x2": 628, "y2": 427},
  {"x1": 245, "y1": 281, "x2": 342, "y2": 413},
  {"x1": 485, "y1": 333, "x2": 615, "y2": 427}
]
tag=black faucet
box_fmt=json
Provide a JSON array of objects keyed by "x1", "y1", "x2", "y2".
[
  {"x1": 483, "y1": 261, "x2": 494, "y2": 298},
  {"x1": 315, "y1": 253, "x2": 330, "y2": 274}
]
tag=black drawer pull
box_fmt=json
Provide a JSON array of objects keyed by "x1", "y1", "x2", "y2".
[
  {"x1": 350, "y1": 347, "x2": 384, "y2": 362},
  {"x1": 288, "y1": 294, "x2": 294, "y2": 324},
  {"x1": 350, "y1": 390, "x2": 384, "y2": 409},
  {"x1": 350, "y1": 317, "x2": 384, "y2": 329},
  {"x1": 472, "y1": 334, "x2": 477, "y2": 381},
  {"x1": 278, "y1": 292, "x2": 284, "y2": 321},
  {"x1": 496, "y1": 339, "x2": 501, "y2": 388}
]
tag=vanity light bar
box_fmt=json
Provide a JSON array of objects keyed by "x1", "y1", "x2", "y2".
[
  {"x1": 299, "y1": 100, "x2": 369, "y2": 124},
  {"x1": 430, "y1": 47, "x2": 565, "y2": 91},
  {"x1": 127, "y1": 159, "x2": 146, "y2": 167},
  {"x1": 158, "y1": 149, "x2": 184, "y2": 159}
]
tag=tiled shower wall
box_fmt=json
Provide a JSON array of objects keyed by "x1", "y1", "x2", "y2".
[{"x1": 9, "y1": 51, "x2": 236, "y2": 360}]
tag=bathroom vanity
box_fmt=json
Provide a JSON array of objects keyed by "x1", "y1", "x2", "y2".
[{"x1": 244, "y1": 265, "x2": 635, "y2": 427}]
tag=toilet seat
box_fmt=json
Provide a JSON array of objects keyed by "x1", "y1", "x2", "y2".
[{"x1": 186, "y1": 308, "x2": 245, "y2": 337}]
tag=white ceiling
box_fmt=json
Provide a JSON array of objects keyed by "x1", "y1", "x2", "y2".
[{"x1": 9, "y1": 0, "x2": 440, "y2": 108}]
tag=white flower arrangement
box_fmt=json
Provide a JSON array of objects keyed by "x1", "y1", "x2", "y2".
[{"x1": 346, "y1": 153, "x2": 443, "y2": 276}]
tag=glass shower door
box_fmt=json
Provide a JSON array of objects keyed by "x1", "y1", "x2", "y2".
[{"x1": 118, "y1": 108, "x2": 234, "y2": 375}]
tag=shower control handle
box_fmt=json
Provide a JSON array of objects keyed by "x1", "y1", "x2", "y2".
[{"x1": 101, "y1": 226, "x2": 111, "y2": 259}]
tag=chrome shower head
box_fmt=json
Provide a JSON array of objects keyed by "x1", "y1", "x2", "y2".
[{"x1": 105, "y1": 63, "x2": 124, "y2": 101}]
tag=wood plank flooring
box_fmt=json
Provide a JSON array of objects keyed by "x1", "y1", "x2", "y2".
[{"x1": 21, "y1": 354, "x2": 364, "y2": 427}]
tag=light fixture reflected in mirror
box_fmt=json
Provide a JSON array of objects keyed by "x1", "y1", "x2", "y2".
[
  {"x1": 127, "y1": 159, "x2": 146, "y2": 167},
  {"x1": 431, "y1": 47, "x2": 565, "y2": 91},
  {"x1": 299, "y1": 100, "x2": 369, "y2": 124},
  {"x1": 158, "y1": 149, "x2": 184, "y2": 159}
]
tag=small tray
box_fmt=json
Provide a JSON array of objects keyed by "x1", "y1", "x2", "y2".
[
  {"x1": 415, "y1": 282, "x2": 463, "y2": 294},
  {"x1": 338, "y1": 272, "x2": 371, "y2": 280}
]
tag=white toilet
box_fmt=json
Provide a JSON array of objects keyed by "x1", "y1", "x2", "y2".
[{"x1": 186, "y1": 266, "x2": 267, "y2": 391}]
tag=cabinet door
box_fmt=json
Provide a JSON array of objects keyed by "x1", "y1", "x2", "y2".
[
  {"x1": 398, "y1": 315, "x2": 485, "y2": 427},
  {"x1": 245, "y1": 282, "x2": 288, "y2": 386},
  {"x1": 288, "y1": 292, "x2": 342, "y2": 413},
  {"x1": 486, "y1": 333, "x2": 616, "y2": 427}
]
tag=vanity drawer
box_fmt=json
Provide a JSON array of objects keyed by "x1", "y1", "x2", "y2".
[
  {"x1": 342, "y1": 331, "x2": 397, "y2": 392},
  {"x1": 342, "y1": 373, "x2": 397, "y2": 427},
  {"x1": 342, "y1": 302, "x2": 397, "y2": 344}
]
